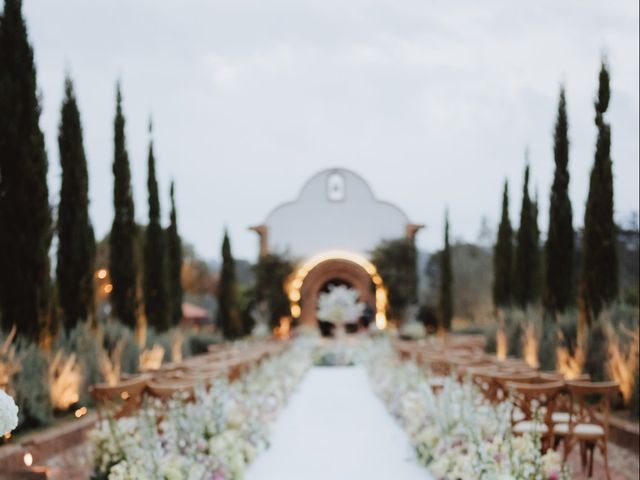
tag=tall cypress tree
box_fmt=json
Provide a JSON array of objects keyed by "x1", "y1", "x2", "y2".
[
  {"x1": 493, "y1": 181, "x2": 513, "y2": 308},
  {"x1": 166, "y1": 181, "x2": 183, "y2": 326},
  {"x1": 531, "y1": 192, "x2": 541, "y2": 303},
  {"x1": 56, "y1": 75, "x2": 95, "y2": 330},
  {"x1": 217, "y1": 231, "x2": 243, "y2": 339},
  {"x1": 544, "y1": 88, "x2": 574, "y2": 313},
  {"x1": 0, "y1": 0, "x2": 52, "y2": 340},
  {"x1": 109, "y1": 84, "x2": 138, "y2": 328},
  {"x1": 580, "y1": 61, "x2": 617, "y2": 320},
  {"x1": 143, "y1": 122, "x2": 168, "y2": 331},
  {"x1": 514, "y1": 163, "x2": 539, "y2": 307},
  {"x1": 438, "y1": 211, "x2": 453, "y2": 331}
]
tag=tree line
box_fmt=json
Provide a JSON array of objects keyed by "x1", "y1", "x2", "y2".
[
  {"x1": 491, "y1": 60, "x2": 618, "y2": 327},
  {"x1": 0, "y1": 0, "x2": 183, "y2": 340}
]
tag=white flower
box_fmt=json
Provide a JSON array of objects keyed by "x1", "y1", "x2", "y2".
[
  {"x1": 0, "y1": 388, "x2": 19, "y2": 435},
  {"x1": 317, "y1": 285, "x2": 365, "y2": 325}
]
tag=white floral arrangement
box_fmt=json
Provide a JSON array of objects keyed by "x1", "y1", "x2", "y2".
[
  {"x1": 0, "y1": 388, "x2": 19, "y2": 435},
  {"x1": 364, "y1": 340, "x2": 569, "y2": 480},
  {"x1": 316, "y1": 285, "x2": 365, "y2": 326},
  {"x1": 90, "y1": 342, "x2": 311, "y2": 480}
]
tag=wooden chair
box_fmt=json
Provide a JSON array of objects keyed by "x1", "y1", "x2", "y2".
[
  {"x1": 89, "y1": 374, "x2": 151, "y2": 419},
  {"x1": 555, "y1": 380, "x2": 619, "y2": 479},
  {"x1": 507, "y1": 381, "x2": 564, "y2": 452},
  {"x1": 492, "y1": 371, "x2": 539, "y2": 403},
  {"x1": 146, "y1": 379, "x2": 197, "y2": 401}
]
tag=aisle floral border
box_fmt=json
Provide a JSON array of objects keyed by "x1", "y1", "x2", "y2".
[
  {"x1": 364, "y1": 339, "x2": 570, "y2": 480},
  {"x1": 90, "y1": 341, "x2": 312, "y2": 480}
]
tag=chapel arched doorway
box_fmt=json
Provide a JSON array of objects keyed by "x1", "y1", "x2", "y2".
[{"x1": 285, "y1": 250, "x2": 388, "y2": 331}]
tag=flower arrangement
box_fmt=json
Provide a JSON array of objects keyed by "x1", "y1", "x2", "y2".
[
  {"x1": 0, "y1": 388, "x2": 19, "y2": 435},
  {"x1": 90, "y1": 341, "x2": 311, "y2": 480},
  {"x1": 316, "y1": 285, "x2": 365, "y2": 326},
  {"x1": 364, "y1": 340, "x2": 569, "y2": 480}
]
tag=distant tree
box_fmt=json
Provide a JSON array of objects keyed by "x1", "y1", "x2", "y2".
[
  {"x1": 109, "y1": 85, "x2": 138, "y2": 328},
  {"x1": 0, "y1": 0, "x2": 52, "y2": 339},
  {"x1": 143, "y1": 123, "x2": 168, "y2": 331},
  {"x1": 217, "y1": 231, "x2": 243, "y2": 339},
  {"x1": 544, "y1": 87, "x2": 574, "y2": 313},
  {"x1": 56, "y1": 75, "x2": 95, "y2": 330},
  {"x1": 371, "y1": 238, "x2": 417, "y2": 321},
  {"x1": 438, "y1": 211, "x2": 453, "y2": 331},
  {"x1": 254, "y1": 253, "x2": 293, "y2": 329},
  {"x1": 514, "y1": 164, "x2": 539, "y2": 307},
  {"x1": 580, "y1": 61, "x2": 618, "y2": 322},
  {"x1": 426, "y1": 243, "x2": 493, "y2": 323},
  {"x1": 531, "y1": 192, "x2": 541, "y2": 302},
  {"x1": 166, "y1": 181, "x2": 183, "y2": 326},
  {"x1": 493, "y1": 181, "x2": 513, "y2": 308}
]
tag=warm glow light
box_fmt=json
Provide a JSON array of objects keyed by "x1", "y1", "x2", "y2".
[
  {"x1": 375, "y1": 312, "x2": 387, "y2": 330},
  {"x1": 496, "y1": 328, "x2": 507, "y2": 360},
  {"x1": 523, "y1": 323, "x2": 539, "y2": 368},
  {"x1": 4, "y1": 432, "x2": 11, "y2": 440},
  {"x1": 121, "y1": 391, "x2": 130, "y2": 400},
  {"x1": 286, "y1": 250, "x2": 388, "y2": 327},
  {"x1": 104, "y1": 284, "x2": 113, "y2": 294},
  {"x1": 74, "y1": 406, "x2": 88, "y2": 418},
  {"x1": 24, "y1": 452, "x2": 33, "y2": 467},
  {"x1": 97, "y1": 268, "x2": 108, "y2": 279},
  {"x1": 288, "y1": 290, "x2": 301, "y2": 302}
]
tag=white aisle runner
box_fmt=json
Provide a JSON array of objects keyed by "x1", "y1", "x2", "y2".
[{"x1": 246, "y1": 366, "x2": 432, "y2": 480}]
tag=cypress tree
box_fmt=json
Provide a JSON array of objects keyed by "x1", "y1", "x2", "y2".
[
  {"x1": 531, "y1": 192, "x2": 541, "y2": 302},
  {"x1": 544, "y1": 87, "x2": 574, "y2": 313},
  {"x1": 514, "y1": 163, "x2": 539, "y2": 307},
  {"x1": 217, "y1": 231, "x2": 243, "y2": 339},
  {"x1": 493, "y1": 181, "x2": 513, "y2": 308},
  {"x1": 580, "y1": 61, "x2": 617, "y2": 321},
  {"x1": 109, "y1": 85, "x2": 138, "y2": 328},
  {"x1": 438, "y1": 211, "x2": 453, "y2": 331},
  {"x1": 143, "y1": 121, "x2": 168, "y2": 331},
  {"x1": 0, "y1": 0, "x2": 52, "y2": 339},
  {"x1": 166, "y1": 181, "x2": 183, "y2": 326},
  {"x1": 56, "y1": 75, "x2": 95, "y2": 330}
]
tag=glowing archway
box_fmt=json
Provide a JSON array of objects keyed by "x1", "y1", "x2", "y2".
[{"x1": 286, "y1": 250, "x2": 388, "y2": 330}]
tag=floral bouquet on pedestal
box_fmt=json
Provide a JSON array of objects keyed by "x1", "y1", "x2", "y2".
[
  {"x1": 315, "y1": 286, "x2": 365, "y2": 365},
  {"x1": 316, "y1": 285, "x2": 364, "y2": 328}
]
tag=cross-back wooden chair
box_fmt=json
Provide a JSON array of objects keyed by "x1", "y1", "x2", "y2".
[
  {"x1": 146, "y1": 379, "x2": 197, "y2": 402},
  {"x1": 492, "y1": 371, "x2": 539, "y2": 403},
  {"x1": 89, "y1": 374, "x2": 151, "y2": 420},
  {"x1": 555, "y1": 380, "x2": 619, "y2": 480},
  {"x1": 507, "y1": 380, "x2": 564, "y2": 452}
]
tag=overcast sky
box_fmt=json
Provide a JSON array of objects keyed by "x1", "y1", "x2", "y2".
[{"x1": 23, "y1": 0, "x2": 639, "y2": 261}]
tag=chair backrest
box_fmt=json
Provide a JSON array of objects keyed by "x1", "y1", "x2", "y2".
[
  {"x1": 566, "y1": 380, "x2": 619, "y2": 433},
  {"x1": 89, "y1": 374, "x2": 151, "y2": 419},
  {"x1": 146, "y1": 380, "x2": 197, "y2": 401},
  {"x1": 492, "y1": 371, "x2": 539, "y2": 401},
  {"x1": 507, "y1": 380, "x2": 565, "y2": 426}
]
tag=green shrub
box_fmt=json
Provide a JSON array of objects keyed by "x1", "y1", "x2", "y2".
[
  {"x1": 584, "y1": 320, "x2": 609, "y2": 381},
  {"x1": 13, "y1": 341, "x2": 52, "y2": 428},
  {"x1": 557, "y1": 311, "x2": 578, "y2": 356},
  {"x1": 504, "y1": 310, "x2": 524, "y2": 358},
  {"x1": 63, "y1": 322, "x2": 101, "y2": 406},
  {"x1": 484, "y1": 325, "x2": 497, "y2": 354},
  {"x1": 101, "y1": 320, "x2": 139, "y2": 374},
  {"x1": 186, "y1": 332, "x2": 219, "y2": 355},
  {"x1": 537, "y1": 319, "x2": 557, "y2": 371}
]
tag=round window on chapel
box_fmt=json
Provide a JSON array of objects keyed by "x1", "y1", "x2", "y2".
[{"x1": 327, "y1": 172, "x2": 346, "y2": 202}]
